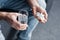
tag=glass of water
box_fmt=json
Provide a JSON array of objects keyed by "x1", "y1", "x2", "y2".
[{"x1": 18, "y1": 9, "x2": 28, "y2": 24}]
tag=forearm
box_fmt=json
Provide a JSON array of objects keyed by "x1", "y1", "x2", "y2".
[{"x1": 0, "y1": 12, "x2": 8, "y2": 20}]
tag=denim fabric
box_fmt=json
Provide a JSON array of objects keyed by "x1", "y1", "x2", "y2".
[
  {"x1": 0, "y1": 0, "x2": 31, "y2": 11},
  {"x1": 0, "y1": 30, "x2": 5, "y2": 40}
]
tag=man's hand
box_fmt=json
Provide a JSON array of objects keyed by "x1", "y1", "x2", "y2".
[
  {"x1": 27, "y1": 0, "x2": 48, "y2": 23},
  {"x1": 0, "y1": 12, "x2": 28, "y2": 30},
  {"x1": 32, "y1": 5, "x2": 48, "y2": 23}
]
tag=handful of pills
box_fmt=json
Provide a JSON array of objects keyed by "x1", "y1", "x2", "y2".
[{"x1": 36, "y1": 12, "x2": 45, "y2": 20}]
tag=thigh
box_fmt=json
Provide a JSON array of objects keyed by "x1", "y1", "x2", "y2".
[
  {"x1": 38, "y1": 0, "x2": 46, "y2": 9},
  {"x1": 27, "y1": 16, "x2": 39, "y2": 34}
]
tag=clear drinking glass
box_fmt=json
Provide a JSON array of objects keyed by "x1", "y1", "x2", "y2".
[{"x1": 18, "y1": 9, "x2": 28, "y2": 24}]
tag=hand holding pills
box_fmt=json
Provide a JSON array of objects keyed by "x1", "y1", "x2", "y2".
[
  {"x1": 37, "y1": 12, "x2": 45, "y2": 20},
  {"x1": 36, "y1": 12, "x2": 47, "y2": 23}
]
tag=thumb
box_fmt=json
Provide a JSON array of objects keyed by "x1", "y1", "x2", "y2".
[
  {"x1": 14, "y1": 13, "x2": 22, "y2": 16},
  {"x1": 32, "y1": 6, "x2": 37, "y2": 17},
  {"x1": 12, "y1": 13, "x2": 22, "y2": 20}
]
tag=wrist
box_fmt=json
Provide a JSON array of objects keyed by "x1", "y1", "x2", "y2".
[{"x1": 0, "y1": 12, "x2": 8, "y2": 20}]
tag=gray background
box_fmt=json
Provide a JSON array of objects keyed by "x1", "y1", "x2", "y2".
[{"x1": 0, "y1": 0, "x2": 60, "y2": 40}]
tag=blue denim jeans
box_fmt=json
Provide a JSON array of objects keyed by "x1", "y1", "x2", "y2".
[
  {"x1": 16, "y1": 0, "x2": 46, "y2": 40},
  {"x1": 0, "y1": 30, "x2": 5, "y2": 40}
]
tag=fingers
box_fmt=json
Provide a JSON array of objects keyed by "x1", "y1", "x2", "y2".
[
  {"x1": 42, "y1": 10, "x2": 48, "y2": 20},
  {"x1": 19, "y1": 23, "x2": 28, "y2": 30},
  {"x1": 8, "y1": 12, "x2": 22, "y2": 16},
  {"x1": 11, "y1": 20, "x2": 28, "y2": 30},
  {"x1": 37, "y1": 16, "x2": 46, "y2": 23},
  {"x1": 38, "y1": 12, "x2": 48, "y2": 23},
  {"x1": 11, "y1": 20, "x2": 21, "y2": 30},
  {"x1": 32, "y1": 6, "x2": 37, "y2": 17},
  {"x1": 14, "y1": 13, "x2": 22, "y2": 16}
]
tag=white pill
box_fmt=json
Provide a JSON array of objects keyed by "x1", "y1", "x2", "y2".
[{"x1": 37, "y1": 12, "x2": 45, "y2": 20}]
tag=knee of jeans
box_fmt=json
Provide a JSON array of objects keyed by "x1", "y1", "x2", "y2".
[
  {"x1": 42, "y1": 2, "x2": 46, "y2": 9},
  {"x1": 0, "y1": 31, "x2": 5, "y2": 40},
  {"x1": 38, "y1": 0, "x2": 47, "y2": 9},
  {"x1": 18, "y1": 32, "x2": 32, "y2": 40}
]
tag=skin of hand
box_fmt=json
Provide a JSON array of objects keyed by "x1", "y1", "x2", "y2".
[
  {"x1": 0, "y1": 12, "x2": 28, "y2": 30},
  {"x1": 27, "y1": 0, "x2": 48, "y2": 23}
]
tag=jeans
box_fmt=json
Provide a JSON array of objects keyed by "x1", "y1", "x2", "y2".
[
  {"x1": 0, "y1": 30, "x2": 5, "y2": 40},
  {"x1": 16, "y1": 0, "x2": 46, "y2": 40}
]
